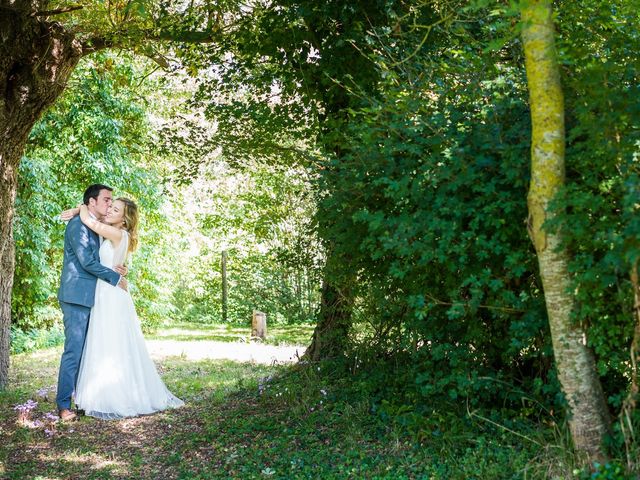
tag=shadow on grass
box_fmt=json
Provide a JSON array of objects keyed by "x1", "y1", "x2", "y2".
[
  {"x1": 1, "y1": 356, "x2": 280, "y2": 480},
  {"x1": 3, "y1": 346, "x2": 556, "y2": 479}
]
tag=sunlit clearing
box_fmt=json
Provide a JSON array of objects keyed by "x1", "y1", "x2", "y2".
[
  {"x1": 147, "y1": 339, "x2": 303, "y2": 364},
  {"x1": 38, "y1": 450, "x2": 127, "y2": 475}
]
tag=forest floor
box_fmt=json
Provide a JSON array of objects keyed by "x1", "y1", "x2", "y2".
[{"x1": 1, "y1": 323, "x2": 578, "y2": 479}]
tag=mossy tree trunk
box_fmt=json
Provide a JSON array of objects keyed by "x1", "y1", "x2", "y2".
[{"x1": 521, "y1": 0, "x2": 611, "y2": 462}]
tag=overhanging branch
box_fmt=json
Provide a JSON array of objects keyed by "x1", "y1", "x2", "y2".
[
  {"x1": 33, "y1": 5, "x2": 84, "y2": 17},
  {"x1": 82, "y1": 26, "x2": 223, "y2": 56}
]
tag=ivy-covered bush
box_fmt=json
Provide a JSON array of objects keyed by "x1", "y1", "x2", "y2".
[
  {"x1": 546, "y1": 1, "x2": 640, "y2": 407},
  {"x1": 315, "y1": 50, "x2": 557, "y2": 406}
]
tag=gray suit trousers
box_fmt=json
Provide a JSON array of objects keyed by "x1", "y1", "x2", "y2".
[{"x1": 56, "y1": 301, "x2": 91, "y2": 410}]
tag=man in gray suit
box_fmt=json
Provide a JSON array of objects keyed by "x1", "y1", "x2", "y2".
[{"x1": 56, "y1": 184, "x2": 128, "y2": 421}]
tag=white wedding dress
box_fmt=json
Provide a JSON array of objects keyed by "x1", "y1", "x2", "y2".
[{"x1": 75, "y1": 231, "x2": 184, "y2": 419}]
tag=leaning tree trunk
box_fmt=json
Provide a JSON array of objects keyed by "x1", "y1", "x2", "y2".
[
  {"x1": 304, "y1": 276, "x2": 353, "y2": 361},
  {"x1": 0, "y1": 3, "x2": 84, "y2": 388},
  {"x1": 521, "y1": 0, "x2": 611, "y2": 462}
]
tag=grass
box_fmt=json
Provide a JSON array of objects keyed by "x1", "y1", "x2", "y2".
[
  {"x1": 147, "y1": 321, "x2": 315, "y2": 347},
  {"x1": 0, "y1": 324, "x2": 598, "y2": 479},
  {"x1": 9, "y1": 320, "x2": 314, "y2": 357}
]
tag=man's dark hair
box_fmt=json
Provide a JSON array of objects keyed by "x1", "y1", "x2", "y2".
[{"x1": 83, "y1": 184, "x2": 113, "y2": 205}]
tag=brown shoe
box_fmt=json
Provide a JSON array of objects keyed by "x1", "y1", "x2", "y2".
[{"x1": 59, "y1": 409, "x2": 77, "y2": 422}]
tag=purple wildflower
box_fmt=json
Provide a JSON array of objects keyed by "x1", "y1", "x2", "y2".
[
  {"x1": 14, "y1": 399, "x2": 38, "y2": 424},
  {"x1": 44, "y1": 412, "x2": 59, "y2": 422},
  {"x1": 36, "y1": 385, "x2": 56, "y2": 400},
  {"x1": 13, "y1": 399, "x2": 38, "y2": 413}
]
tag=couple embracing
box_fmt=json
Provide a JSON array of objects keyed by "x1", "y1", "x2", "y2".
[{"x1": 56, "y1": 184, "x2": 183, "y2": 421}]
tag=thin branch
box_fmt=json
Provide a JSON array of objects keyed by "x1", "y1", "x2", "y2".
[
  {"x1": 364, "y1": 13, "x2": 402, "y2": 69},
  {"x1": 466, "y1": 402, "x2": 547, "y2": 448},
  {"x1": 390, "y1": 13, "x2": 454, "y2": 67},
  {"x1": 392, "y1": 25, "x2": 433, "y2": 67},
  {"x1": 122, "y1": 0, "x2": 134, "y2": 22},
  {"x1": 134, "y1": 64, "x2": 162, "y2": 89},
  {"x1": 32, "y1": 5, "x2": 84, "y2": 17},
  {"x1": 107, "y1": 0, "x2": 117, "y2": 28},
  {"x1": 81, "y1": 27, "x2": 224, "y2": 55},
  {"x1": 423, "y1": 292, "x2": 525, "y2": 314}
]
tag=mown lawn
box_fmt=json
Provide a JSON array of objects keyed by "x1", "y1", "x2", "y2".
[
  {"x1": 0, "y1": 325, "x2": 583, "y2": 479},
  {"x1": 145, "y1": 321, "x2": 315, "y2": 347}
]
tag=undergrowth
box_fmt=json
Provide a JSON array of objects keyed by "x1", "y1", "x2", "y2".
[{"x1": 1, "y1": 329, "x2": 634, "y2": 479}]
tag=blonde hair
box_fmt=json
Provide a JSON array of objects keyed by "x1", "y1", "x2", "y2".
[{"x1": 117, "y1": 197, "x2": 139, "y2": 252}]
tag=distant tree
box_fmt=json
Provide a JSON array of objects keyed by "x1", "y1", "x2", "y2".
[{"x1": 177, "y1": 0, "x2": 401, "y2": 359}]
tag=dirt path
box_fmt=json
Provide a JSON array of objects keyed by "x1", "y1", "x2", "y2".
[{"x1": 146, "y1": 339, "x2": 306, "y2": 365}]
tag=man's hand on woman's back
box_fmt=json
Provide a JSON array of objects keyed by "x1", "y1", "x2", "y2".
[{"x1": 114, "y1": 265, "x2": 128, "y2": 276}]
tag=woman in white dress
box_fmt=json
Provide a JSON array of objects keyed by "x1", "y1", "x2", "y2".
[{"x1": 69, "y1": 198, "x2": 184, "y2": 419}]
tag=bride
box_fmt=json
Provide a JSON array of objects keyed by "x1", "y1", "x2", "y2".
[{"x1": 66, "y1": 198, "x2": 184, "y2": 419}]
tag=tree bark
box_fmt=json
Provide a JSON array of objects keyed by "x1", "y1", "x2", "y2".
[
  {"x1": 221, "y1": 250, "x2": 228, "y2": 322},
  {"x1": 620, "y1": 261, "x2": 640, "y2": 469},
  {"x1": 304, "y1": 270, "x2": 353, "y2": 361},
  {"x1": 521, "y1": 0, "x2": 610, "y2": 462},
  {"x1": 0, "y1": 3, "x2": 83, "y2": 387}
]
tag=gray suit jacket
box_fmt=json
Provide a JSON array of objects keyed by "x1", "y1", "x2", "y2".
[{"x1": 58, "y1": 216, "x2": 121, "y2": 307}]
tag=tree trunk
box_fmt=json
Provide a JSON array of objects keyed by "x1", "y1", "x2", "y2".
[
  {"x1": 620, "y1": 261, "x2": 640, "y2": 469},
  {"x1": 304, "y1": 270, "x2": 353, "y2": 361},
  {"x1": 221, "y1": 250, "x2": 228, "y2": 322},
  {"x1": 0, "y1": 153, "x2": 17, "y2": 388},
  {"x1": 0, "y1": 4, "x2": 83, "y2": 388},
  {"x1": 521, "y1": 0, "x2": 610, "y2": 462}
]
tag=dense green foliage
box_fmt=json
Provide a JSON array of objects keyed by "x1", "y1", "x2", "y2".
[
  {"x1": 183, "y1": 0, "x2": 555, "y2": 403},
  {"x1": 548, "y1": 1, "x2": 640, "y2": 405},
  {"x1": 170, "y1": 0, "x2": 640, "y2": 459},
  {"x1": 9, "y1": 325, "x2": 65, "y2": 355},
  {"x1": 13, "y1": 52, "x2": 165, "y2": 331},
  {"x1": 8, "y1": 0, "x2": 640, "y2": 473},
  {"x1": 324, "y1": 57, "x2": 553, "y2": 405}
]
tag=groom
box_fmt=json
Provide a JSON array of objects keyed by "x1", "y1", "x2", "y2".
[{"x1": 56, "y1": 184, "x2": 128, "y2": 421}]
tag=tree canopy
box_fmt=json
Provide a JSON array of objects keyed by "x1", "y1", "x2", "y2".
[{"x1": 3, "y1": 0, "x2": 640, "y2": 472}]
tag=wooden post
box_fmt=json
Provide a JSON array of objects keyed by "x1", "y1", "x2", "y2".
[
  {"x1": 252, "y1": 310, "x2": 267, "y2": 339},
  {"x1": 221, "y1": 250, "x2": 228, "y2": 323}
]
